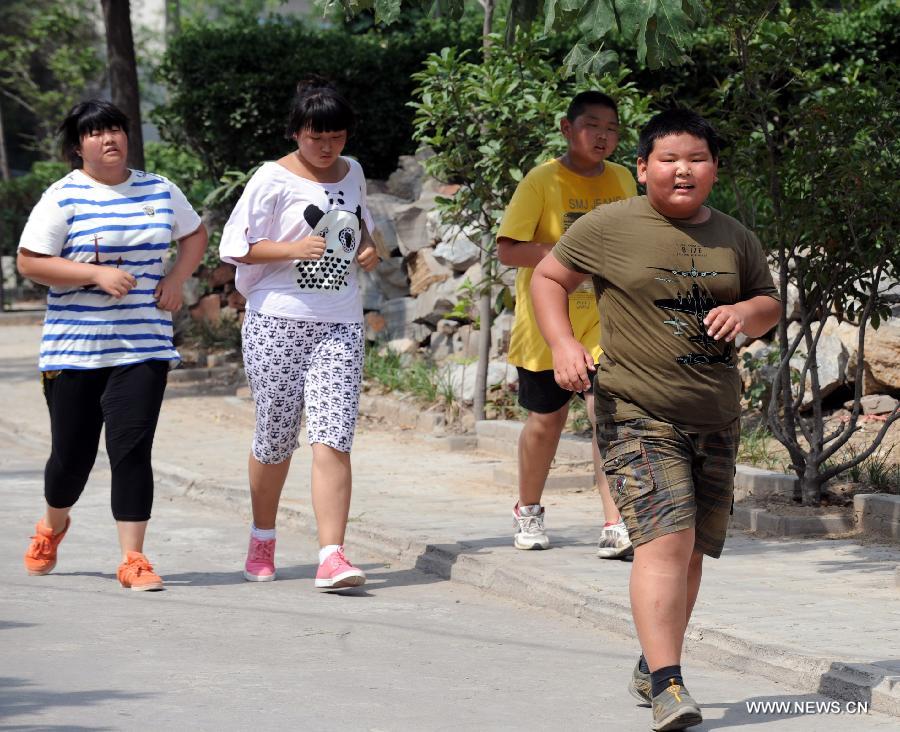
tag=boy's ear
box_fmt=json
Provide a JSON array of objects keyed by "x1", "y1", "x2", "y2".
[
  {"x1": 636, "y1": 157, "x2": 648, "y2": 184},
  {"x1": 560, "y1": 117, "x2": 572, "y2": 137},
  {"x1": 304, "y1": 204, "x2": 324, "y2": 229}
]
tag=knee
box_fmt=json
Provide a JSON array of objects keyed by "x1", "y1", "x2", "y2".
[{"x1": 526, "y1": 408, "x2": 568, "y2": 436}]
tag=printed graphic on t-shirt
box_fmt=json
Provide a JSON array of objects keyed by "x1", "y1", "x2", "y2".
[
  {"x1": 650, "y1": 255, "x2": 737, "y2": 369},
  {"x1": 294, "y1": 192, "x2": 361, "y2": 293}
]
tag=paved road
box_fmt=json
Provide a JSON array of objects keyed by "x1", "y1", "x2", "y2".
[{"x1": 2, "y1": 432, "x2": 896, "y2": 730}]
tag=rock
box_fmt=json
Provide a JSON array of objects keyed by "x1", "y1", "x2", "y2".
[
  {"x1": 433, "y1": 229, "x2": 481, "y2": 272},
  {"x1": 375, "y1": 257, "x2": 410, "y2": 300},
  {"x1": 407, "y1": 248, "x2": 452, "y2": 297},
  {"x1": 463, "y1": 261, "x2": 483, "y2": 288},
  {"x1": 413, "y1": 277, "x2": 461, "y2": 327},
  {"x1": 863, "y1": 320, "x2": 900, "y2": 391},
  {"x1": 428, "y1": 331, "x2": 455, "y2": 360},
  {"x1": 367, "y1": 192, "x2": 406, "y2": 257},
  {"x1": 387, "y1": 155, "x2": 425, "y2": 201},
  {"x1": 386, "y1": 337, "x2": 418, "y2": 355},
  {"x1": 364, "y1": 311, "x2": 387, "y2": 341},
  {"x1": 439, "y1": 359, "x2": 518, "y2": 404},
  {"x1": 366, "y1": 179, "x2": 389, "y2": 195},
  {"x1": 789, "y1": 327, "x2": 848, "y2": 406},
  {"x1": 207, "y1": 263, "x2": 235, "y2": 289},
  {"x1": 436, "y1": 319, "x2": 459, "y2": 336},
  {"x1": 182, "y1": 277, "x2": 202, "y2": 308},
  {"x1": 220, "y1": 306, "x2": 238, "y2": 322},
  {"x1": 452, "y1": 325, "x2": 480, "y2": 360},
  {"x1": 394, "y1": 198, "x2": 439, "y2": 256},
  {"x1": 226, "y1": 290, "x2": 246, "y2": 311},
  {"x1": 380, "y1": 297, "x2": 431, "y2": 342},
  {"x1": 357, "y1": 269, "x2": 386, "y2": 311},
  {"x1": 190, "y1": 293, "x2": 221, "y2": 322},
  {"x1": 490, "y1": 311, "x2": 515, "y2": 358},
  {"x1": 846, "y1": 394, "x2": 899, "y2": 415}
]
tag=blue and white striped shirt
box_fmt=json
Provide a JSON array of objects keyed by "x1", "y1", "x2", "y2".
[{"x1": 18, "y1": 169, "x2": 202, "y2": 371}]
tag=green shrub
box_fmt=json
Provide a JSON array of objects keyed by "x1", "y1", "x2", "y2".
[
  {"x1": 153, "y1": 16, "x2": 481, "y2": 181},
  {"x1": 0, "y1": 160, "x2": 69, "y2": 259}
]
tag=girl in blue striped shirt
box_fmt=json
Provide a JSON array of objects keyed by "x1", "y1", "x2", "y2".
[{"x1": 18, "y1": 100, "x2": 207, "y2": 591}]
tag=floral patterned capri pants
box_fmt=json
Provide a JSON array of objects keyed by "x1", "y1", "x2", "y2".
[{"x1": 242, "y1": 309, "x2": 364, "y2": 463}]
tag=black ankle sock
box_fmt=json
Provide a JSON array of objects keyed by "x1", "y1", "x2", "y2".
[
  {"x1": 638, "y1": 654, "x2": 650, "y2": 674},
  {"x1": 650, "y1": 665, "x2": 684, "y2": 697}
]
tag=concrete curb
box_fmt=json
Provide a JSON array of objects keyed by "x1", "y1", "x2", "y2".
[
  {"x1": 4, "y1": 415, "x2": 899, "y2": 717},
  {"x1": 149, "y1": 460, "x2": 900, "y2": 717},
  {"x1": 855, "y1": 494, "x2": 900, "y2": 541}
]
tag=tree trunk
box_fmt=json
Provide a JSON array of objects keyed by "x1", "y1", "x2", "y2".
[
  {"x1": 0, "y1": 101, "x2": 10, "y2": 181},
  {"x1": 472, "y1": 234, "x2": 494, "y2": 421},
  {"x1": 101, "y1": 0, "x2": 144, "y2": 170},
  {"x1": 801, "y1": 464, "x2": 823, "y2": 507}
]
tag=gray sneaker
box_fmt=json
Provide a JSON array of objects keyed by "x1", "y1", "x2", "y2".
[
  {"x1": 513, "y1": 504, "x2": 550, "y2": 550},
  {"x1": 597, "y1": 520, "x2": 634, "y2": 559},
  {"x1": 628, "y1": 658, "x2": 652, "y2": 705},
  {"x1": 651, "y1": 681, "x2": 703, "y2": 731}
]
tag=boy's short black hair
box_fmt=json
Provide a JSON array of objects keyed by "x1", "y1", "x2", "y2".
[
  {"x1": 566, "y1": 91, "x2": 618, "y2": 122},
  {"x1": 58, "y1": 99, "x2": 130, "y2": 167},
  {"x1": 285, "y1": 76, "x2": 356, "y2": 138},
  {"x1": 637, "y1": 109, "x2": 720, "y2": 161}
]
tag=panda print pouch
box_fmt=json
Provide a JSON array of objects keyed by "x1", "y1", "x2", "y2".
[{"x1": 294, "y1": 203, "x2": 362, "y2": 293}]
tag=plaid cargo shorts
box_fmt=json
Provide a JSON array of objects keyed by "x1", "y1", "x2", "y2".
[{"x1": 596, "y1": 396, "x2": 740, "y2": 558}]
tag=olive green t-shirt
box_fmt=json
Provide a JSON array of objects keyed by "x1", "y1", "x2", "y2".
[{"x1": 553, "y1": 195, "x2": 778, "y2": 431}]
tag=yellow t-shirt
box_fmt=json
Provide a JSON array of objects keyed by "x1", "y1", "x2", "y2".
[{"x1": 496, "y1": 158, "x2": 637, "y2": 371}]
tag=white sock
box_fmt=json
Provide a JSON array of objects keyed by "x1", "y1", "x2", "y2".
[
  {"x1": 319, "y1": 544, "x2": 341, "y2": 564},
  {"x1": 251, "y1": 523, "x2": 276, "y2": 541}
]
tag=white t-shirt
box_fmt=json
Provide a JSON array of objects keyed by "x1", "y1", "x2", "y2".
[
  {"x1": 18, "y1": 169, "x2": 202, "y2": 371},
  {"x1": 219, "y1": 158, "x2": 374, "y2": 323}
]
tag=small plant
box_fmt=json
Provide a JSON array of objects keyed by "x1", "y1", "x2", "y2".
[
  {"x1": 363, "y1": 345, "x2": 440, "y2": 403},
  {"x1": 738, "y1": 424, "x2": 784, "y2": 471},
  {"x1": 741, "y1": 349, "x2": 780, "y2": 411},
  {"x1": 567, "y1": 397, "x2": 592, "y2": 435}
]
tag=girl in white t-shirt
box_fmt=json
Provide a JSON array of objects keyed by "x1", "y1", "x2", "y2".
[{"x1": 220, "y1": 78, "x2": 379, "y2": 589}]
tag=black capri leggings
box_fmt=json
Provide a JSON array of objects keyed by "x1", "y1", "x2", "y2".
[{"x1": 42, "y1": 360, "x2": 168, "y2": 521}]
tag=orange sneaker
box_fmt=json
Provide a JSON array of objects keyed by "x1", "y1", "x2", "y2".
[
  {"x1": 24, "y1": 518, "x2": 70, "y2": 576},
  {"x1": 117, "y1": 551, "x2": 164, "y2": 591}
]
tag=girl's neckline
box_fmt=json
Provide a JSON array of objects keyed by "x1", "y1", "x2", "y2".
[
  {"x1": 273, "y1": 155, "x2": 351, "y2": 185},
  {"x1": 74, "y1": 167, "x2": 134, "y2": 188}
]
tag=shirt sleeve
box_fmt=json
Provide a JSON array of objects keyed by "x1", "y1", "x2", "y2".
[
  {"x1": 740, "y1": 230, "x2": 780, "y2": 301},
  {"x1": 496, "y1": 174, "x2": 543, "y2": 243},
  {"x1": 219, "y1": 166, "x2": 280, "y2": 264},
  {"x1": 167, "y1": 179, "x2": 202, "y2": 240},
  {"x1": 17, "y1": 190, "x2": 70, "y2": 257},
  {"x1": 551, "y1": 208, "x2": 604, "y2": 276}
]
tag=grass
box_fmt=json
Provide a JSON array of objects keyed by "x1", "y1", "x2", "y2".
[
  {"x1": 363, "y1": 345, "x2": 440, "y2": 403},
  {"x1": 738, "y1": 424, "x2": 786, "y2": 471}
]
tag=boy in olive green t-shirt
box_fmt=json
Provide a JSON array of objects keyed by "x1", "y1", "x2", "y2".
[
  {"x1": 532, "y1": 110, "x2": 781, "y2": 731},
  {"x1": 497, "y1": 91, "x2": 636, "y2": 558}
]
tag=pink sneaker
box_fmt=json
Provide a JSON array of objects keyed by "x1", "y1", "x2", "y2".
[
  {"x1": 315, "y1": 547, "x2": 366, "y2": 589},
  {"x1": 243, "y1": 536, "x2": 276, "y2": 582}
]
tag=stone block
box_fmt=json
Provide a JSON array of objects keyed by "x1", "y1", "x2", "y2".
[
  {"x1": 226, "y1": 290, "x2": 246, "y2": 311},
  {"x1": 439, "y1": 360, "x2": 517, "y2": 404},
  {"x1": 491, "y1": 311, "x2": 515, "y2": 358},
  {"x1": 436, "y1": 319, "x2": 459, "y2": 336},
  {"x1": 387, "y1": 155, "x2": 425, "y2": 201},
  {"x1": 844, "y1": 394, "x2": 899, "y2": 415},
  {"x1": 375, "y1": 257, "x2": 410, "y2": 300},
  {"x1": 386, "y1": 337, "x2": 418, "y2": 355},
  {"x1": 863, "y1": 321, "x2": 900, "y2": 391},
  {"x1": 182, "y1": 277, "x2": 202, "y2": 308},
  {"x1": 407, "y1": 248, "x2": 452, "y2": 297},
  {"x1": 380, "y1": 297, "x2": 431, "y2": 342},
  {"x1": 364, "y1": 311, "x2": 387, "y2": 341},
  {"x1": 854, "y1": 494, "x2": 900, "y2": 541},
  {"x1": 433, "y1": 227, "x2": 480, "y2": 271},
  {"x1": 190, "y1": 293, "x2": 221, "y2": 322},
  {"x1": 452, "y1": 325, "x2": 480, "y2": 360},
  {"x1": 207, "y1": 263, "x2": 235, "y2": 289},
  {"x1": 358, "y1": 269, "x2": 386, "y2": 311},
  {"x1": 733, "y1": 465, "x2": 798, "y2": 502},
  {"x1": 428, "y1": 331, "x2": 455, "y2": 360}
]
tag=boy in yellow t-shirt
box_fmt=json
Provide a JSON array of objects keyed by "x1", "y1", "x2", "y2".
[{"x1": 497, "y1": 91, "x2": 637, "y2": 556}]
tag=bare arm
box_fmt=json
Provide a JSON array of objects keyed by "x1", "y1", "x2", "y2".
[
  {"x1": 531, "y1": 253, "x2": 595, "y2": 392},
  {"x1": 232, "y1": 236, "x2": 326, "y2": 265},
  {"x1": 154, "y1": 224, "x2": 209, "y2": 311},
  {"x1": 356, "y1": 221, "x2": 380, "y2": 273},
  {"x1": 704, "y1": 295, "x2": 782, "y2": 342},
  {"x1": 497, "y1": 237, "x2": 555, "y2": 268},
  {"x1": 17, "y1": 249, "x2": 137, "y2": 298}
]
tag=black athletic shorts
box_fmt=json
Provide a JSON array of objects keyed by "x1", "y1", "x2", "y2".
[{"x1": 516, "y1": 367, "x2": 596, "y2": 414}]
